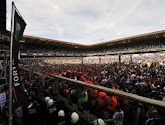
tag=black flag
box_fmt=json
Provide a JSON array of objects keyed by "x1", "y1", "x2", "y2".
[{"x1": 12, "y1": 7, "x2": 26, "y2": 107}]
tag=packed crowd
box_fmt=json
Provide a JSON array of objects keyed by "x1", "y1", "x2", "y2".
[
  {"x1": 20, "y1": 52, "x2": 165, "y2": 65},
  {"x1": 21, "y1": 43, "x2": 165, "y2": 56},
  {"x1": 21, "y1": 55, "x2": 165, "y2": 102},
  {"x1": 20, "y1": 55, "x2": 165, "y2": 125},
  {"x1": 22, "y1": 54, "x2": 164, "y2": 96},
  {"x1": 1, "y1": 52, "x2": 165, "y2": 125},
  {"x1": 43, "y1": 57, "x2": 82, "y2": 64},
  {"x1": 24, "y1": 60, "x2": 165, "y2": 100},
  {"x1": 0, "y1": 79, "x2": 88, "y2": 125},
  {"x1": 0, "y1": 71, "x2": 125, "y2": 125},
  {"x1": 88, "y1": 43, "x2": 165, "y2": 55},
  {"x1": 21, "y1": 48, "x2": 82, "y2": 55}
]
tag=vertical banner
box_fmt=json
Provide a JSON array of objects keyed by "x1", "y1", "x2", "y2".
[{"x1": 12, "y1": 4, "x2": 26, "y2": 108}]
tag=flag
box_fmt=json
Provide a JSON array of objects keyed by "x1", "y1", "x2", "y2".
[{"x1": 12, "y1": 4, "x2": 26, "y2": 107}]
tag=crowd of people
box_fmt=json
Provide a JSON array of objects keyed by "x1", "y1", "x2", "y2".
[
  {"x1": 1, "y1": 52, "x2": 165, "y2": 125},
  {"x1": 21, "y1": 43, "x2": 165, "y2": 57},
  {"x1": 20, "y1": 52, "x2": 165, "y2": 65},
  {"x1": 87, "y1": 43, "x2": 165, "y2": 56},
  {"x1": 0, "y1": 79, "x2": 89, "y2": 125},
  {"x1": 0, "y1": 71, "x2": 124, "y2": 125},
  {"x1": 18, "y1": 53, "x2": 165, "y2": 124},
  {"x1": 43, "y1": 57, "x2": 82, "y2": 64},
  {"x1": 21, "y1": 48, "x2": 83, "y2": 56}
]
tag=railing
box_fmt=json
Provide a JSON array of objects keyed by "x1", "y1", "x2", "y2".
[
  {"x1": 20, "y1": 67, "x2": 165, "y2": 125},
  {"x1": 55, "y1": 75, "x2": 165, "y2": 108}
]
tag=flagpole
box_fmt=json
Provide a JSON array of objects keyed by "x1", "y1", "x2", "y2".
[{"x1": 9, "y1": 2, "x2": 15, "y2": 125}]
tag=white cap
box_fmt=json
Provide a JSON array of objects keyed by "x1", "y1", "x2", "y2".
[
  {"x1": 71, "y1": 89, "x2": 76, "y2": 95},
  {"x1": 94, "y1": 118, "x2": 105, "y2": 125},
  {"x1": 71, "y1": 112, "x2": 79, "y2": 123},
  {"x1": 45, "y1": 97, "x2": 50, "y2": 104},
  {"x1": 24, "y1": 89, "x2": 28, "y2": 94},
  {"x1": 163, "y1": 87, "x2": 165, "y2": 91},
  {"x1": 47, "y1": 99, "x2": 54, "y2": 107},
  {"x1": 58, "y1": 110, "x2": 65, "y2": 117}
]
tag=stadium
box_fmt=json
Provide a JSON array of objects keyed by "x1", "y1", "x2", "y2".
[{"x1": 0, "y1": 0, "x2": 165, "y2": 125}]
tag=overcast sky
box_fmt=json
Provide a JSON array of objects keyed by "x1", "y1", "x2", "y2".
[{"x1": 6, "y1": 0, "x2": 165, "y2": 45}]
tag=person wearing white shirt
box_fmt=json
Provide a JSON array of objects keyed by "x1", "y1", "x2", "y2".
[{"x1": 104, "y1": 104, "x2": 124, "y2": 125}]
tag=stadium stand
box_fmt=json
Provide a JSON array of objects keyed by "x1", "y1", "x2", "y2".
[
  {"x1": 1, "y1": 0, "x2": 165, "y2": 124},
  {"x1": 1, "y1": 30, "x2": 165, "y2": 124}
]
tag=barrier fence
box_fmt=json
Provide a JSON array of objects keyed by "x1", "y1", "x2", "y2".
[{"x1": 20, "y1": 67, "x2": 165, "y2": 125}]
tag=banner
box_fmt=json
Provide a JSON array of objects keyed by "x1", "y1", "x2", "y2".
[
  {"x1": 12, "y1": 6, "x2": 26, "y2": 107},
  {"x1": 0, "y1": 92, "x2": 6, "y2": 111}
]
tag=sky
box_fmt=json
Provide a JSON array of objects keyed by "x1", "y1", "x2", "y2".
[{"x1": 6, "y1": 0, "x2": 165, "y2": 45}]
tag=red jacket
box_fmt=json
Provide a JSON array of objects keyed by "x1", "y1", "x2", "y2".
[
  {"x1": 106, "y1": 96, "x2": 117, "y2": 111},
  {"x1": 97, "y1": 92, "x2": 107, "y2": 106},
  {"x1": 90, "y1": 89, "x2": 98, "y2": 99}
]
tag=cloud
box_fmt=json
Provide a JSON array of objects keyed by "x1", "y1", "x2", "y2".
[{"x1": 6, "y1": 0, "x2": 165, "y2": 45}]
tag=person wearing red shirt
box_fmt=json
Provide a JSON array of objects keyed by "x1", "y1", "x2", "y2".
[
  {"x1": 106, "y1": 94, "x2": 117, "y2": 112},
  {"x1": 97, "y1": 92, "x2": 107, "y2": 106}
]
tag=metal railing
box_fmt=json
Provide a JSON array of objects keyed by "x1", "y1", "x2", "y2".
[{"x1": 20, "y1": 67, "x2": 165, "y2": 125}]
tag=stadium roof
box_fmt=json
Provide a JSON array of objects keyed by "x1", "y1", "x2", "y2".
[
  {"x1": 22, "y1": 35, "x2": 87, "y2": 51},
  {"x1": 21, "y1": 29, "x2": 165, "y2": 51},
  {"x1": 89, "y1": 29, "x2": 165, "y2": 46}
]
